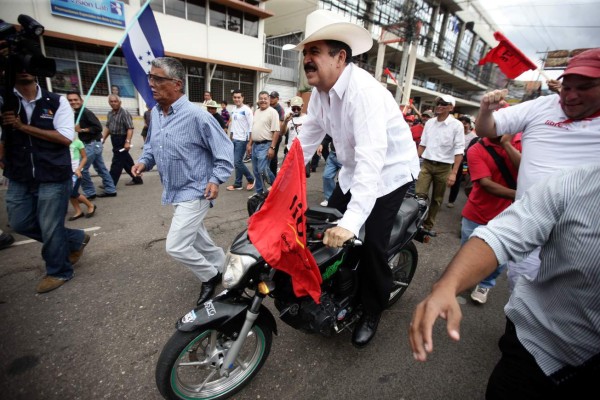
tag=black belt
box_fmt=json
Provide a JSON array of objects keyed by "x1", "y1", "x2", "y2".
[
  {"x1": 253, "y1": 140, "x2": 269, "y2": 144},
  {"x1": 82, "y1": 139, "x2": 100, "y2": 144},
  {"x1": 425, "y1": 159, "x2": 452, "y2": 166}
]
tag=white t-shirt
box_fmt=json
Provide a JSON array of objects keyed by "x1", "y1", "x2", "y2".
[
  {"x1": 420, "y1": 115, "x2": 465, "y2": 163},
  {"x1": 298, "y1": 63, "x2": 420, "y2": 236},
  {"x1": 493, "y1": 94, "x2": 600, "y2": 199},
  {"x1": 229, "y1": 104, "x2": 253, "y2": 141},
  {"x1": 286, "y1": 114, "x2": 307, "y2": 149}
]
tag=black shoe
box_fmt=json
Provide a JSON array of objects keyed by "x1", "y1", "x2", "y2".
[
  {"x1": 0, "y1": 233, "x2": 15, "y2": 250},
  {"x1": 97, "y1": 192, "x2": 117, "y2": 198},
  {"x1": 352, "y1": 312, "x2": 381, "y2": 348},
  {"x1": 196, "y1": 272, "x2": 222, "y2": 306},
  {"x1": 86, "y1": 194, "x2": 97, "y2": 200},
  {"x1": 423, "y1": 229, "x2": 437, "y2": 237},
  {"x1": 125, "y1": 179, "x2": 143, "y2": 186}
]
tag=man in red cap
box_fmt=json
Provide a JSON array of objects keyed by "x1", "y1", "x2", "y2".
[{"x1": 475, "y1": 47, "x2": 600, "y2": 291}]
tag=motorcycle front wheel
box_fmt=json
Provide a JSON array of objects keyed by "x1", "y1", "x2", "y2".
[
  {"x1": 155, "y1": 320, "x2": 272, "y2": 400},
  {"x1": 388, "y1": 241, "x2": 418, "y2": 306}
]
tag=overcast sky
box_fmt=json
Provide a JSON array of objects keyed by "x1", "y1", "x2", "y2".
[{"x1": 478, "y1": 0, "x2": 600, "y2": 80}]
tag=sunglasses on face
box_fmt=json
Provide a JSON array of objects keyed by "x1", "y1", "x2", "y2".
[
  {"x1": 147, "y1": 74, "x2": 179, "y2": 85},
  {"x1": 436, "y1": 101, "x2": 450, "y2": 106},
  {"x1": 291, "y1": 107, "x2": 301, "y2": 111}
]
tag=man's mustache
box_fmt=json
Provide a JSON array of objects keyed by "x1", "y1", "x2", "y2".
[{"x1": 304, "y1": 63, "x2": 317, "y2": 72}]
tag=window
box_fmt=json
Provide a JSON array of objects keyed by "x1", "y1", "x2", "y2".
[
  {"x1": 188, "y1": 0, "x2": 206, "y2": 23},
  {"x1": 51, "y1": 60, "x2": 79, "y2": 94},
  {"x1": 165, "y1": 0, "x2": 185, "y2": 18},
  {"x1": 80, "y1": 62, "x2": 108, "y2": 96},
  {"x1": 228, "y1": 8, "x2": 242, "y2": 33},
  {"x1": 187, "y1": 62, "x2": 205, "y2": 102},
  {"x1": 108, "y1": 66, "x2": 136, "y2": 98},
  {"x1": 210, "y1": 3, "x2": 227, "y2": 29},
  {"x1": 244, "y1": 14, "x2": 258, "y2": 38}
]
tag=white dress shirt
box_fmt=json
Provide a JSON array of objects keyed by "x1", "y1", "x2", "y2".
[
  {"x1": 298, "y1": 63, "x2": 420, "y2": 236},
  {"x1": 420, "y1": 115, "x2": 464, "y2": 163}
]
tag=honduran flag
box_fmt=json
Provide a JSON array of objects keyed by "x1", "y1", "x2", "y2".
[{"x1": 121, "y1": 5, "x2": 164, "y2": 108}]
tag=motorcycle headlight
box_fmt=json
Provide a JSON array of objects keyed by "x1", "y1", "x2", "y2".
[{"x1": 222, "y1": 252, "x2": 258, "y2": 289}]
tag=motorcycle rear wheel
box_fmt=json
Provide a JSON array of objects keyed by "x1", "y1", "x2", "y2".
[
  {"x1": 388, "y1": 241, "x2": 418, "y2": 306},
  {"x1": 155, "y1": 320, "x2": 272, "y2": 400}
]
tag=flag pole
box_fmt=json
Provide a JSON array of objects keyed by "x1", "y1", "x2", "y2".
[{"x1": 76, "y1": 0, "x2": 152, "y2": 124}]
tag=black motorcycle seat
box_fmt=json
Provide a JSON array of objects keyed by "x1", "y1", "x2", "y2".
[{"x1": 388, "y1": 197, "x2": 419, "y2": 247}]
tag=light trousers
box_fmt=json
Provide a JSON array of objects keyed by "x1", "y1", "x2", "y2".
[{"x1": 166, "y1": 199, "x2": 224, "y2": 282}]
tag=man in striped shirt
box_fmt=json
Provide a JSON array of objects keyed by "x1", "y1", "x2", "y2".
[
  {"x1": 410, "y1": 164, "x2": 599, "y2": 397},
  {"x1": 132, "y1": 57, "x2": 234, "y2": 306},
  {"x1": 102, "y1": 94, "x2": 141, "y2": 190}
]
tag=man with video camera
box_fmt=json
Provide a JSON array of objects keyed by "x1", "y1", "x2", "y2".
[{"x1": 0, "y1": 16, "x2": 89, "y2": 293}]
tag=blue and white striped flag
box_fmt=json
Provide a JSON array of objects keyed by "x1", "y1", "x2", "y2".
[{"x1": 121, "y1": 5, "x2": 164, "y2": 108}]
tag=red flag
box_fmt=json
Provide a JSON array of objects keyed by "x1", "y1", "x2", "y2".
[
  {"x1": 478, "y1": 32, "x2": 538, "y2": 79},
  {"x1": 384, "y1": 67, "x2": 399, "y2": 85},
  {"x1": 247, "y1": 140, "x2": 322, "y2": 303}
]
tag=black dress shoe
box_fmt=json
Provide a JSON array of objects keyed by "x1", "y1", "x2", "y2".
[
  {"x1": 86, "y1": 194, "x2": 97, "y2": 200},
  {"x1": 352, "y1": 312, "x2": 382, "y2": 348},
  {"x1": 0, "y1": 233, "x2": 15, "y2": 250},
  {"x1": 196, "y1": 272, "x2": 222, "y2": 306},
  {"x1": 97, "y1": 192, "x2": 117, "y2": 198},
  {"x1": 423, "y1": 229, "x2": 437, "y2": 237},
  {"x1": 125, "y1": 178, "x2": 143, "y2": 186}
]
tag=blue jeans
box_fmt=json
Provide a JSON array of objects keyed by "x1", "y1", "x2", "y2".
[
  {"x1": 322, "y1": 151, "x2": 342, "y2": 200},
  {"x1": 461, "y1": 217, "x2": 505, "y2": 289},
  {"x1": 6, "y1": 180, "x2": 85, "y2": 279},
  {"x1": 233, "y1": 139, "x2": 254, "y2": 187},
  {"x1": 81, "y1": 140, "x2": 116, "y2": 196},
  {"x1": 252, "y1": 142, "x2": 275, "y2": 194}
]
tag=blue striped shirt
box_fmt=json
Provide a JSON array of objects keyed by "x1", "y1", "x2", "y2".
[
  {"x1": 474, "y1": 164, "x2": 600, "y2": 376},
  {"x1": 138, "y1": 95, "x2": 234, "y2": 204}
]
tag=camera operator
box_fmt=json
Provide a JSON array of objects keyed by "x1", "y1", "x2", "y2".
[{"x1": 1, "y1": 70, "x2": 89, "y2": 293}]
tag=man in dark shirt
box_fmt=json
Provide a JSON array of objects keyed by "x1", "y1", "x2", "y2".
[
  {"x1": 66, "y1": 92, "x2": 116, "y2": 199},
  {"x1": 206, "y1": 100, "x2": 227, "y2": 131},
  {"x1": 102, "y1": 94, "x2": 142, "y2": 188},
  {"x1": 268, "y1": 91, "x2": 285, "y2": 175}
]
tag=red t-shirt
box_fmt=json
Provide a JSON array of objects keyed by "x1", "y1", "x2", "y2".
[
  {"x1": 462, "y1": 135, "x2": 522, "y2": 225},
  {"x1": 411, "y1": 124, "x2": 424, "y2": 147}
]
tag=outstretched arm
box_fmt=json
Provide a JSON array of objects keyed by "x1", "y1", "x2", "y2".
[{"x1": 409, "y1": 237, "x2": 499, "y2": 361}]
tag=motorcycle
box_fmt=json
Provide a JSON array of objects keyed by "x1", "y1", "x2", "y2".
[{"x1": 155, "y1": 194, "x2": 429, "y2": 400}]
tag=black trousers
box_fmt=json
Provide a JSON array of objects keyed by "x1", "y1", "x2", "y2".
[
  {"x1": 269, "y1": 136, "x2": 282, "y2": 176},
  {"x1": 110, "y1": 135, "x2": 139, "y2": 186},
  {"x1": 486, "y1": 318, "x2": 596, "y2": 400},
  {"x1": 327, "y1": 181, "x2": 410, "y2": 314},
  {"x1": 448, "y1": 170, "x2": 464, "y2": 203}
]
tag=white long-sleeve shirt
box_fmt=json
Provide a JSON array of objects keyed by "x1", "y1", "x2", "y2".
[{"x1": 298, "y1": 63, "x2": 420, "y2": 236}]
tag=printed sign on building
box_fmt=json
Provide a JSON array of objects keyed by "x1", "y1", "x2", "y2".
[{"x1": 50, "y1": 0, "x2": 126, "y2": 29}]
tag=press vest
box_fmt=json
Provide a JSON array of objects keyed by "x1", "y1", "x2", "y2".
[{"x1": 3, "y1": 89, "x2": 72, "y2": 182}]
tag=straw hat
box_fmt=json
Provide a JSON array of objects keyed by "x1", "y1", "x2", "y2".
[
  {"x1": 290, "y1": 10, "x2": 373, "y2": 56},
  {"x1": 205, "y1": 100, "x2": 219, "y2": 109}
]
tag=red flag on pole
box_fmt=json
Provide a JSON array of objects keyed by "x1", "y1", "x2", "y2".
[
  {"x1": 384, "y1": 67, "x2": 399, "y2": 85},
  {"x1": 478, "y1": 32, "x2": 538, "y2": 79},
  {"x1": 247, "y1": 140, "x2": 322, "y2": 303}
]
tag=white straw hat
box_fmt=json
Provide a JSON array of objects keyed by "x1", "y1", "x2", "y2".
[{"x1": 290, "y1": 10, "x2": 373, "y2": 56}]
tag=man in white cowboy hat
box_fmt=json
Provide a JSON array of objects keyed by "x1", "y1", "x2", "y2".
[{"x1": 289, "y1": 9, "x2": 420, "y2": 348}]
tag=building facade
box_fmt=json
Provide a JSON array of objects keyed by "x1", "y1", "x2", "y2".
[
  {"x1": 3, "y1": 0, "x2": 274, "y2": 115},
  {"x1": 263, "y1": 0, "x2": 505, "y2": 115}
]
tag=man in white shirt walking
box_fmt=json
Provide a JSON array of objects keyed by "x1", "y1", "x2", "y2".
[
  {"x1": 226, "y1": 90, "x2": 255, "y2": 191},
  {"x1": 415, "y1": 94, "x2": 464, "y2": 236},
  {"x1": 290, "y1": 10, "x2": 420, "y2": 348}
]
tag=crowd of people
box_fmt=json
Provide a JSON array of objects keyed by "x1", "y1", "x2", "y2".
[{"x1": 1, "y1": 8, "x2": 598, "y2": 396}]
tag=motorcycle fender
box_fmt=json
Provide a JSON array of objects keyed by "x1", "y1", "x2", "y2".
[{"x1": 176, "y1": 299, "x2": 277, "y2": 336}]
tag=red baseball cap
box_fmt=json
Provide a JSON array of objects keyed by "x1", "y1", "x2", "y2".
[{"x1": 558, "y1": 48, "x2": 600, "y2": 79}]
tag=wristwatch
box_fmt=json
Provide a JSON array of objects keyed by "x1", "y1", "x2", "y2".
[
  {"x1": 126, "y1": 139, "x2": 131, "y2": 143},
  {"x1": 269, "y1": 146, "x2": 275, "y2": 150}
]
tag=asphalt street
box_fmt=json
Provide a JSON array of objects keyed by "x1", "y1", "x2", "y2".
[{"x1": 0, "y1": 122, "x2": 510, "y2": 400}]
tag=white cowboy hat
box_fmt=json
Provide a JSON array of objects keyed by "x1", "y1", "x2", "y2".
[{"x1": 290, "y1": 10, "x2": 373, "y2": 56}]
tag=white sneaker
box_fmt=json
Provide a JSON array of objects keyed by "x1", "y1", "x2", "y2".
[
  {"x1": 470, "y1": 286, "x2": 490, "y2": 304},
  {"x1": 320, "y1": 200, "x2": 328, "y2": 207}
]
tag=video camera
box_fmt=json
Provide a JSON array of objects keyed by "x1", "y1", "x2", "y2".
[{"x1": 0, "y1": 14, "x2": 56, "y2": 78}]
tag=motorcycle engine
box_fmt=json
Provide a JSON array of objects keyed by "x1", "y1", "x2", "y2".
[{"x1": 275, "y1": 292, "x2": 339, "y2": 336}]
